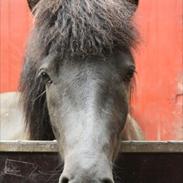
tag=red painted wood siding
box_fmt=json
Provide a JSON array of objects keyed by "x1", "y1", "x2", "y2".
[
  {"x1": 0, "y1": 0, "x2": 32, "y2": 92},
  {"x1": 133, "y1": 0, "x2": 183, "y2": 140},
  {"x1": 0, "y1": 0, "x2": 182, "y2": 140}
]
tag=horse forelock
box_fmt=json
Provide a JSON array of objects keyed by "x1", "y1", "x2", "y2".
[{"x1": 31, "y1": 0, "x2": 138, "y2": 57}]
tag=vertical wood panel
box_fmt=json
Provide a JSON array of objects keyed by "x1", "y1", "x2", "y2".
[
  {"x1": 0, "y1": 0, "x2": 32, "y2": 92},
  {"x1": 132, "y1": 0, "x2": 183, "y2": 140}
]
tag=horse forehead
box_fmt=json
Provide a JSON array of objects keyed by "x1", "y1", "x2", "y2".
[
  {"x1": 54, "y1": 51, "x2": 131, "y2": 73},
  {"x1": 56, "y1": 58, "x2": 116, "y2": 80}
]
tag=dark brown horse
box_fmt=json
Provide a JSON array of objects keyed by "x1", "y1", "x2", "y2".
[{"x1": 20, "y1": 0, "x2": 140, "y2": 182}]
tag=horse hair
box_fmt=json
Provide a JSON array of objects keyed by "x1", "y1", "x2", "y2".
[{"x1": 20, "y1": 0, "x2": 138, "y2": 140}]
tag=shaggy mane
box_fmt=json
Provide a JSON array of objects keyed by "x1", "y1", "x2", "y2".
[
  {"x1": 32, "y1": 0, "x2": 137, "y2": 57},
  {"x1": 20, "y1": 0, "x2": 138, "y2": 139}
]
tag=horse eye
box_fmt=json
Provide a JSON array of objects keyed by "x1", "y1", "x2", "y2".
[
  {"x1": 123, "y1": 67, "x2": 135, "y2": 82},
  {"x1": 39, "y1": 70, "x2": 52, "y2": 85}
]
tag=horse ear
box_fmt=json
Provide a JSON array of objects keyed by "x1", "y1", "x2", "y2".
[
  {"x1": 128, "y1": 0, "x2": 139, "y2": 11},
  {"x1": 27, "y1": 0, "x2": 40, "y2": 11},
  {"x1": 129, "y1": 0, "x2": 139, "y2": 6}
]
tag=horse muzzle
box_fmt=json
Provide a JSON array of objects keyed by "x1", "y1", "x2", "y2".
[
  {"x1": 59, "y1": 152, "x2": 114, "y2": 183},
  {"x1": 59, "y1": 176, "x2": 114, "y2": 183}
]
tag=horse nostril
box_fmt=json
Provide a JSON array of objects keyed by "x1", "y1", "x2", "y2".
[
  {"x1": 60, "y1": 176, "x2": 69, "y2": 183},
  {"x1": 101, "y1": 178, "x2": 114, "y2": 183}
]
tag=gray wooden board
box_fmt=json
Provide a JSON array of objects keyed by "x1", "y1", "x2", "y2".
[{"x1": 1, "y1": 141, "x2": 183, "y2": 153}]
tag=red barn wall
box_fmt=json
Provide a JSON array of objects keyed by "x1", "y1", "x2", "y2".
[
  {"x1": 133, "y1": 0, "x2": 183, "y2": 140},
  {"x1": 0, "y1": 0, "x2": 182, "y2": 140},
  {"x1": 0, "y1": 0, "x2": 32, "y2": 92}
]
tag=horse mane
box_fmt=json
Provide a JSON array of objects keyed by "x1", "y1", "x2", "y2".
[{"x1": 20, "y1": 0, "x2": 138, "y2": 140}]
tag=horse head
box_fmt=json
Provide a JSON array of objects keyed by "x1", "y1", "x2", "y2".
[{"x1": 21, "y1": 1, "x2": 139, "y2": 182}]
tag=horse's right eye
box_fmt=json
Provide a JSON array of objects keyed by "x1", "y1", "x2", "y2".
[{"x1": 38, "y1": 70, "x2": 52, "y2": 85}]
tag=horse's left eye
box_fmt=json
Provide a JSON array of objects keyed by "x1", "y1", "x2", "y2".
[
  {"x1": 38, "y1": 70, "x2": 52, "y2": 85},
  {"x1": 123, "y1": 67, "x2": 135, "y2": 82}
]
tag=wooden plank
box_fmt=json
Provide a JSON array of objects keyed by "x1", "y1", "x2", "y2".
[
  {"x1": 0, "y1": 140, "x2": 58, "y2": 152},
  {"x1": 0, "y1": 141, "x2": 183, "y2": 153},
  {"x1": 121, "y1": 141, "x2": 183, "y2": 153}
]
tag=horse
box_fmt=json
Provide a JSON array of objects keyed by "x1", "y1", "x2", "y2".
[
  {"x1": 0, "y1": 92, "x2": 29, "y2": 140},
  {"x1": 20, "y1": 0, "x2": 142, "y2": 182}
]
